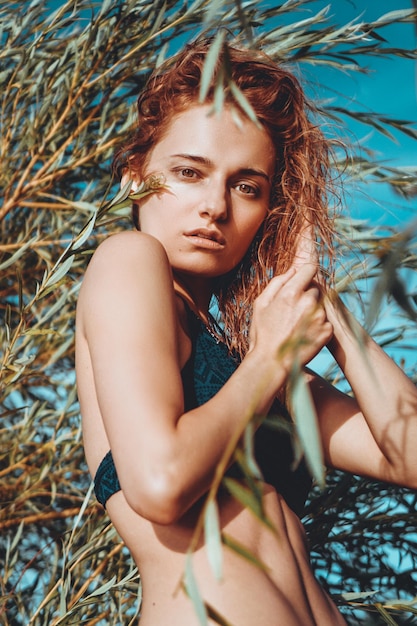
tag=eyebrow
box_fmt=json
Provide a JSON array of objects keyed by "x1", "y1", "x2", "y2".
[{"x1": 170, "y1": 153, "x2": 271, "y2": 183}]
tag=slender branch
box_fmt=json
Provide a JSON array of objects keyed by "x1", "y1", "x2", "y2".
[{"x1": 0, "y1": 506, "x2": 101, "y2": 530}]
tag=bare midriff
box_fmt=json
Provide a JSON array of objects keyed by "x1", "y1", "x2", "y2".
[{"x1": 106, "y1": 486, "x2": 347, "y2": 626}]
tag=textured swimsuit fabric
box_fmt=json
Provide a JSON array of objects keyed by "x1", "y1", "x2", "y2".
[{"x1": 94, "y1": 310, "x2": 311, "y2": 516}]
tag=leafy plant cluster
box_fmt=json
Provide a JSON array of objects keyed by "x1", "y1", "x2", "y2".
[{"x1": 1, "y1": 1, "x2": 417, "y2": 624}]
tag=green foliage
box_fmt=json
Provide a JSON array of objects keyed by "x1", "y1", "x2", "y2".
[
  {"x1": 305, "y1": 473, "x2": 417, "y2": 626},
  {"x1": 1, "y1": 1, "x2": 417, "y2": 624}
]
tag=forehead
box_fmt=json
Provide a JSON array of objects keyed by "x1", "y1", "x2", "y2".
[{"x1": 147, "y1": 104, "x2": 276, "y2": 175}]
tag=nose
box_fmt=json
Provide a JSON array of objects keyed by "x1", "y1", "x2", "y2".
[{"x1": 198, "y1": 183, "x2": 229, "y2": 222}]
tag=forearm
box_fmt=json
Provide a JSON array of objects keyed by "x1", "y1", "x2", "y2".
[
  {"x1": 152, "y1": 349, "x2": 288, "y2": 521},
  {"x1": 325, "y1": 292, "x2": 417, "y2": 486}
]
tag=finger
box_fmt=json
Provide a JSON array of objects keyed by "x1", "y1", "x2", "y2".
[
  {"x1": 288, "y1": 256, "x2": 317, "y2": 289},
  {"x1": 306, "y1": 285, "x2": 321, "y2": 303},
  {"x1": 293, "y1": 219, "x2": 318, "y2": 271},
  {"x1": 262, "y1": 266, "x2": 296, "y2": 298}
]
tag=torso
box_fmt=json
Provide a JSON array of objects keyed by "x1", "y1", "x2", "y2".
[
  {"x1": 106, "y1": 483, "x2": 345, "y2": 626},
  {"x1": 78, "y1": 294, "x2": 346, "y2": 625}
]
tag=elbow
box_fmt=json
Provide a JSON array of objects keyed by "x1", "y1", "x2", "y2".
[
  {"x1": 399, "y1": 469, "x2": 417, "y2": 492},
  {"x1": 123, "y1": 467, "x2": 188, "y2": 525},
  {"x1": 382, "y1": 455, "x2": 417, "y2": 492}
]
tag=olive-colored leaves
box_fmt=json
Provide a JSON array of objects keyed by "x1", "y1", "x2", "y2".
[{"x1": 1, "y1": 1, "x2": 417, "y2": 626}]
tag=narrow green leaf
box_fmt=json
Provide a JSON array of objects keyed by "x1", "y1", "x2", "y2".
[
  {"x1": 88, "y1": 575, "x2": 117, "y2": 598},
  {"x1": 107, "y1": 179, "x2": 132, "y2": 208},
  {"x1": 182, "y1": 0, "x2": 206, "y2": 17},
  {"x1": 66, "y1": 200, "x2": 97, "y2": 214},
  {"x1": 184, "y1": 555, "x2": 208, "y2": 626},
  {"x1": 204, "y1": 499, "x2": 223, "y2": 581},
  {"x1": 341, "y1": 590, "x2": 377, "y2": 601},
  {"x1": 0, "y1": 237, "x2": 37, "y2": 271},
  {"x1": 242, "y1": 423, "x2": 263, "y2": 480},
  {"x1": 156, "y1": 42, "x2": 168, "y2": 68},
  {"x1": 289, "y1": 368, "x2": 325, "y2": 488},
  {"x1": 46, "y1": 334, "x2": 74, "y2": 367},
  {"x1": 203, "y1": 0, "x2": 226, "y2": 25},
  {"x1": 59, "y1": 578, "x2": 67, "y2": 616},
  {"x1": 213, "y1": 72, "x2": 226, "y2": 114},
  {"x1": 115, "y1": 566, "x2": 139, "y2": 588},
  {"x1": 374, "y1": 9, "x2": 417, "y2": 25},
  {"x1": 13, "y1": 354, "x2": 36, "y2": 366},
  {"x1": 71, "y1": 213, "x2": 97, "y2": 251},
  {"x1": 42, "y1": 255, "x2": 74, "y2": 290},
  {"x1": 199, "y1": 30, "x2": 225, "y2": 103},
  {"x1": 222, "y1": 477, "x2": 276, "y2": 533},
  {"x1": 223, "y1": 477, "x2": 260, "y2": 515},
  {"x1": 102, "y1": 176, "x2": 167, "y2": 216},
  {"x1": 229, "y1": 81, "x2": 260, "y2": 127},
  {"x1": 68, "y1": 482, "x2": 95, "y2": 547},
  {"x1": 10, "y1": 521, "x2": 24, "y2": 552},
  {"x1": 222, "y1": 533, "x2": 270, "y2": 573},
  {"x1": 150, "y1": 1, "x2": 167, "y2": 36},
  {"x1": 98, "y1": 0, "x2": 113, "y2": 16}
]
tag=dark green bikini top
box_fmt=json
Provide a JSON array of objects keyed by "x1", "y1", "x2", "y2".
[{"x1": 94, "y1": 308, "x2": 312, "y2": 517}]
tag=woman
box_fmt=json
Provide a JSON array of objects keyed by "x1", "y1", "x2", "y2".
[{"x1": 76, "y1": 39, "x2": 417, "y2": 625}]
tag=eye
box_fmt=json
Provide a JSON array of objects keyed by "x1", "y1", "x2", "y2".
[
  {"x1": 179, "y1": 168, "x2": 198, "y2": 179},
  {"x1": 236, "y1": 182, "x2": 257, "y2": 196}
]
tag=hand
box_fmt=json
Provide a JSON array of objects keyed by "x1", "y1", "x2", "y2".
[{"x1": 249, "y1": 222, "x2": 333, "y2": 372}]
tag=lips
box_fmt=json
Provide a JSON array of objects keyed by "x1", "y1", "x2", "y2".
[{"x1": 184, "y1": 228, "x2": 226, "y2": 245}]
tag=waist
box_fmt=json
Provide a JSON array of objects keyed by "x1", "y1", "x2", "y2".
[
  {"x1": 107, "y1": 487, "x2": 345, "y2": 626},
  {"x1": 106, "y1": 486, "x2": 323, "y2": 618}
]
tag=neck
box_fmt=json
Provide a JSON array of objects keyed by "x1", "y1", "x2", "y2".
[{"x1": 173, "y1": 274, "x2": 213, "y2": 324}]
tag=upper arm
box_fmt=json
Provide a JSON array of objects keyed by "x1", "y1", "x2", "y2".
[
  {"x1": 77, "y1": 231, "x2": 184, "y2": 506},
  {"x1": 308, "y1": 371, "x2": 393, "y2": 483}
]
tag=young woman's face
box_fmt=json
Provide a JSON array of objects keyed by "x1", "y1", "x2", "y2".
[{"x1": 136, "y1": 104, "x2": 276, "y2": 285}]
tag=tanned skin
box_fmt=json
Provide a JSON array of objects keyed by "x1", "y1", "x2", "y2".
[{"x1": 76, "y1": 106, "x2": 417, "y2": 625}]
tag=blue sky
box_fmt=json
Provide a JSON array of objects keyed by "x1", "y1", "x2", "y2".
[
  {"x1": 307, "y1": 1, "x2": 416, "y2": 226},
  {"x1": 322, "y1": 0, "x2": 415, "y2": 128},
  {"x1": 285, "y1": 2, "x2": 417, "y2": 373}
]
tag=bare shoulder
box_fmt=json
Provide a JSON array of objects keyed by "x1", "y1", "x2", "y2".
[
  {"x1": 77, "y1": 230, "x2": 176, "y2": 339},
  {"x1": 84, "y1": 230, "x2": 168, "y2": 276},
  {"x1": 79, "y1": 231, "x2": 171, "y2": 302}
]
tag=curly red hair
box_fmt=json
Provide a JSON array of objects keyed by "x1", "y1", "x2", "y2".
[{"x1": 114, "y1": 37, "x2": 338, "y2": 357}]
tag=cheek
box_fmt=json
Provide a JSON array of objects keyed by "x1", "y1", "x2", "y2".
[
  {"x1": 137, "y1": 193, "x2": 171, "y2": 229},
  {"x1": 136, "y1": 206, "x2": 164, "y2": 236},
  {"x1": 239, "y1": 212, "x2": 266, "y2": 242},
  {"x1": 231, "y1": 219, "x2": 264, "y2": 265}
]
